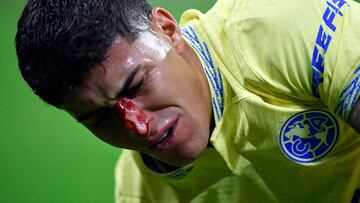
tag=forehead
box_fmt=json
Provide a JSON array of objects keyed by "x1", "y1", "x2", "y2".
[{"x1": 105, "y1": 31, "x2": 171, "y2": 70}]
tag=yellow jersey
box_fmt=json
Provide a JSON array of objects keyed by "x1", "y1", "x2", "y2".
[{"x1": 115, "y1": 0, "x2": 360, "y2": 202}]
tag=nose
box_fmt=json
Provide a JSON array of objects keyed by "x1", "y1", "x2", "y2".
[{"x1": 114, "y1": 97, "x2": 150, "y2": 138}]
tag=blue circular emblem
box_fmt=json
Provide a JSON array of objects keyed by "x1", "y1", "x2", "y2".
[{"x1": 279, "y1": 110, "x2": 339, "y2": 163}]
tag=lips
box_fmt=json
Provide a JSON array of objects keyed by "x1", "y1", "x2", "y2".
[
  {"x1": 147, "y1": 119, "x2": 178, "y2": 150},
  {"x1": 157, "y1": 128, "x2": 172, "y2": 143}
]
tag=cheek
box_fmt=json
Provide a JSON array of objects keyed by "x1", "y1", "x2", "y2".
[{"x1": 114, "y1": 97, "x2": 150, "y2": 137}]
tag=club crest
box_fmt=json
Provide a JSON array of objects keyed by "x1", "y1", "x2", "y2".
[{"x1": 279, "y1": 110, "x2": 339, "y2": 163}]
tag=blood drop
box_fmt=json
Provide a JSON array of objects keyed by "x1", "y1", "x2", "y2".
[{"x1": 114, "y1": 97, "x2": 149, "y2": 137}]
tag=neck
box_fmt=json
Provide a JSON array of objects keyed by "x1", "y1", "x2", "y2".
[{"x1": 181, "y1": 39, "x2": 215, "y2": 135}]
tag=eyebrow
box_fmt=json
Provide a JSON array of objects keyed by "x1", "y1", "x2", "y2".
[{"x1": 76, "y1": 65, "x2": 141, "y2": 123}]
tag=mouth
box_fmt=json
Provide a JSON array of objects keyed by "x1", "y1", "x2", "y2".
[
  {"x1": 148, "y1": 119, "x2": 178, "y2": 150},
  {"x1": 157, "y1": 127, "x2": 172, "y2": 143}
]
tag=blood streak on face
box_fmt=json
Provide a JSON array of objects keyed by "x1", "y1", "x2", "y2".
[{"x1": 114, "y1": 97, "x2": 150, "y2": 137}]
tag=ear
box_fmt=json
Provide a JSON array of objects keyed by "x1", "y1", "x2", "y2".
[{"x1": 150, "y1": 8, "x2": 184, "y2": 51}]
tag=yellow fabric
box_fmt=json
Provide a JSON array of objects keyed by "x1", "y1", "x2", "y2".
[
  {"x1": 115, "y1": 148, "x2": 232, "y2": 202},
  {"x1": 115, "y1": 0, "x2": 360, "y2": 202}
]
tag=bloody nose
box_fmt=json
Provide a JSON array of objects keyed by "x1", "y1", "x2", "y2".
[{"x1": 114, "y1": 97, "x2": 149, "y2": 137}]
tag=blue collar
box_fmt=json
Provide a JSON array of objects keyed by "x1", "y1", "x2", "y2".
[{"x1": 182, "y1": 25, "x2": 225, "y2": 122}]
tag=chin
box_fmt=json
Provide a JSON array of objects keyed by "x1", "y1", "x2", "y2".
[{"x1": 160, "y1": 138, "x2": 209, "y2": 167}]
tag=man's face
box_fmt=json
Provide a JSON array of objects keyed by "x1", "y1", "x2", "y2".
[{"x1": 63, "y1": 30, "x2": 213, "y2": 166}]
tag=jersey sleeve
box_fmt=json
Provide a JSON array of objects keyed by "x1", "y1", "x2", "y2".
[
  {"x1": 321, "y1": 0, "x2": 360, "y2": 121},
  {"x1": 114, "y1": 151, "x2": 152, "y2": 203},
  {"x1": 223, "y1": 0, "x2": 360, "y2": 121}
]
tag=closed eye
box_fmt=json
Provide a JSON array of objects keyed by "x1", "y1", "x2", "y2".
[
  {"x1": 124, "y1": 78, "x2": 144, "y2": 97},
  {"x1": 93, "y1": 78, "x2": 144, "y2": 127}
]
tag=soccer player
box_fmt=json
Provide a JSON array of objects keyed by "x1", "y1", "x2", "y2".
[{"x1": 16, "y1": 0, "x2": 360, "y2": 202}]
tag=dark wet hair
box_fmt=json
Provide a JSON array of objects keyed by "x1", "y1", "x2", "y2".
[{"x1": 16, "y1": 0, "x2": 152, "y2": 108}]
